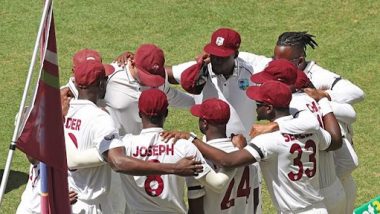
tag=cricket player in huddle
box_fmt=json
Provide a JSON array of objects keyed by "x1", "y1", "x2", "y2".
[
  {"x1": 99, "y1": 89, "x2": 236, "y2": 214},
  {"x1": 273, "y1": 32, "x2": 362, "y2": 213},
  {"x1": 245, "y1": 31, "x2": 363, "y2": 213},
  {"x1": 162, "y1": 80, "x2": 343, "y2": 213},
  {"x1": 186, "y1": 98, "x2": 258, "y2": 214},
  {"x1": 249, "y1": 59, "x2": 350, "y2": 213}
]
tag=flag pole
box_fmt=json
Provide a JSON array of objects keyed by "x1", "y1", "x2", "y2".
[
  {"x1": 0, "y1": 0, "x2": 52, "y2": 205},
  {"x1": 40, "y1": 163, "x2": 50, "y2": 214}
]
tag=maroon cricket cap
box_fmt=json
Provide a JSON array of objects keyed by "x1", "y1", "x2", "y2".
[
  {"x1": 190, "y1": 98, "x2": 230, "y2": 124},
  {"x1": 250, "y1": 59, "x2": 298, "y2": 85},
  {"x1": 138, "y1": 88, "x2": 169, "y2": 116},
  {"x1": 74, "y1": 61, "x2": 105, "y2": 87},
  {"x1": 134, "y1": 44, "x2": 166, "y2": 87},
  {"x1": 204, "y1": 28, "x2": 241, "y2": 57},
  {"x1": 295, "y1": 70, "x2": 311, "y2": 90},
  {"x1": 180, "y1": 62, "x2": 205, "y2": 95},
  {"x1": 246, "y1": 81, "x2": 292, "y2": 108},
  {"x1": 72, "y1": 49, "x2": 102, "y2": 67}
]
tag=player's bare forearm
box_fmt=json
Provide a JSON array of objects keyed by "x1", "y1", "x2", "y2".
[
  {"x1": 192, "y1": 138, "x2": 255, "y2": 168},
  {"x1": 323, "y1": 112, "x2": 343, "y2": 151},
  {"x1": 104, "y1": 148, "x2": 202, "y2": 176}
]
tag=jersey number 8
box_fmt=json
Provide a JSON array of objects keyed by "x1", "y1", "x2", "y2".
[{"x1": 144, "y1": 159, "x2": 164, "y2": 197}]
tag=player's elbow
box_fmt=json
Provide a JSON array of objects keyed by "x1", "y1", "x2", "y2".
[
  {"x1": 107, "y1": 155, "x2": 127, "y2": 173},
  {"x1": 343, "y1": 87, "x2": 365, "y2": 104},
  {"x1": 326, "y1": 135, "x2": 343, "y2": 151},
  {"x1": 350, "y1": 88, "x2": 365, "y2": 104}
]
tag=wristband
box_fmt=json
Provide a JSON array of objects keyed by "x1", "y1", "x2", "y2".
[
  {"x1": 318, "y1": 97, "x2": 333, "y2": 116},
  {"x1": 188, "y1": 132, "x2": 197, "y2": 142}
]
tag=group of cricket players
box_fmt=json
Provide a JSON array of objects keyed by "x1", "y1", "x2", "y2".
[{"x1": 16, "y1": 27, "x2": 364, "y2": 214}]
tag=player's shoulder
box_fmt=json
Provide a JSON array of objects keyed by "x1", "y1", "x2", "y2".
[
  {"x1": 308, "y1": 61, "x2": 339, "y2": 77},
  {"x1": 172, "y1": 139, "x2": 199, "y2": 155},
  {"x1": 106, "y1": 63, "x2": 126, "y2": 81},
  {"x1": 238, "y1": 51, "x2": 270, "y2": 62},
  {"x1": 251, "y1": 131, "x2": 282, "y2": 145}
]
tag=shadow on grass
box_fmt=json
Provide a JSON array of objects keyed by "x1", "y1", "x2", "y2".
[{"x1": 0, "y1": 169, "x2": 28, "y2": 194}]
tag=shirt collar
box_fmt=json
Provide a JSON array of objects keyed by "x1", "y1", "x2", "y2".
[
  {"x1": 206, "y1": 138, "x2": 231, "y2": 145},
  {"x1": 126, "y1": 66, "x2": 138, "y2": 83},
  {"x1": 70, "y1": 99, "x2": 97, "y2": 107},
  {"x1": 274, "y1": 115, "x2": 294, "y2": 123},
  {"x1": 140, "y1": 127, "x2": 164, "y2": 134}
]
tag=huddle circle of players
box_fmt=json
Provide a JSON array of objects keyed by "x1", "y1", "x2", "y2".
[{"x1": 17, "y1": 28, "x2": 364, "y2": 214}]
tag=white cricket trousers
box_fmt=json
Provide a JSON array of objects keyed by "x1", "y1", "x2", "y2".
[
  {"x1": 279, "y1": 202, "x2": 328, "y2": 214},
  {"x1": 320, "y1": 178, "x2": 346, "y2": 214},
  {"x1": 340, "y1": 175, "x2": 357, "y2": 214},
  {"x1": 71, "y1": 194, "x2": 113, "y2": 214}
]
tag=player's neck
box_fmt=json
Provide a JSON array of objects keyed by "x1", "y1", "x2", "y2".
[
  {"x1": 271, "y1": 110, "x2": 290, "y2": 121},
  {"x1": 205, "y1": 132, "x2": 227, "y2": 141},
  {"x1": 78, "y1": 92, "x2": 97, "y2": 104}
]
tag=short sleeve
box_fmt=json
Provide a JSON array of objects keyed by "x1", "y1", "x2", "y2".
[
  {"x1": 171, "y1": 61, "x2": 196, "y2": 83},
  {"x1": 186, "y1": 177, "x2": 205, "y2": 199},
  {"x1": 92, "y1": 113, "x2": 123, "y2": 155},
  {"x1": 244, "y1": 134, "x2": 275, "y2": 162},
  {"x1": 175, "y1": 139, "x2": 212, "y2": 180},
  {"x1": 97, "y1": 134, "x2": 123, "y2": 155}
]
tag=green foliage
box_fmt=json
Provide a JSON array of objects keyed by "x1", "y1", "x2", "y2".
[{"x1": 0, "y1": 0, "x2": 379, "y2": 213}]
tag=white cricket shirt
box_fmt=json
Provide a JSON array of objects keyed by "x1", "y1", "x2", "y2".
[
  {"x1": 104, "y1": 64, "x2": 194, "y2": 136},
  {"x1": 304, "y1": 61, "x2": 364, "y2": 104},
  {"x1": 244, "y1": 116, "x2": 331, "y2": 213},
  {"x1": 172, "y1": 57, "x2": 257, "y2": 138},
  {"x1": 64, "y1": 99, "x2": 119, "y2": 202},
  {"x1": 103, "y1": 127, "x2": 211, "y2": 214},
  {"x1": 187, "y1": 138, "x2": 258, "y2": 214}
]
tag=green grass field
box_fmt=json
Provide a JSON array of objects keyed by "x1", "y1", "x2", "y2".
[{"x1": 1, "y1": 0, "x2": 379, "y2": 213}]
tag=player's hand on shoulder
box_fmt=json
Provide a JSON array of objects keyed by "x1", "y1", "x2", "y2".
[
  {"x1": 160, "y1": 130, "x2": 190, "y2": 143},
  {"x1": 303, "y1": 88, "x2": 331, "y2": 101},
  {"x1": 60, "y1": 87, "x2": 73, "y2": 116},
  {"x1": 174, "y1": 156, "x2": 203, "y2": 177},
  {"x1": 69, "y1": 189, "x2": 78, "y2": 205},
  {"x1": 114, "y1": 51, "x2": 134, "y2": 68},
  {"x1": 250, "y1": 122, "x2": 279, "y2": 138},
  {"x1": 231, "y1": 133, "x2": 247, "y2": 149}
]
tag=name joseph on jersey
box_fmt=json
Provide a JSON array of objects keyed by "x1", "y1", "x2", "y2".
[{"x1": 132, "y1": 144, "x2": 175, "y2": 157}]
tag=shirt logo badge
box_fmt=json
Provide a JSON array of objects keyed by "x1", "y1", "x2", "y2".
[
  {"x1": 238, "y1": 78, "x2": 249, "y2": 90},
  {"x1": 215, "y1": 37, "x2": 224, "y2": 46},
  {"x1": 104, "y1": 133, "x2": 116, "y2": 141}
]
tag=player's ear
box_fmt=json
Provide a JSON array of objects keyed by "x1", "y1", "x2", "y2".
[
  {"x1": 297, "y1": 56, "x2": 305, "y2": 68},
  {"x1": 266, "y1": 105, "x2": 274, "y2": 114}
]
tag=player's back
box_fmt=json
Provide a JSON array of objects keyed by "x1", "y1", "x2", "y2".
[
  {"x1": 120, "y1": 127, "x2": 204, "y2": 214},
  {"x1": 291, "y1": 92, "x2": 323, "y2": 121},
  {"x1": 251, "y1": 117, "x2": 331, "y2": 212},
  {"x1": 203, "y1": 138, "x2": 257, "y2": 214},
  {"x1": 64, "y1": 99, "x2": 114, "y2": 201}
]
